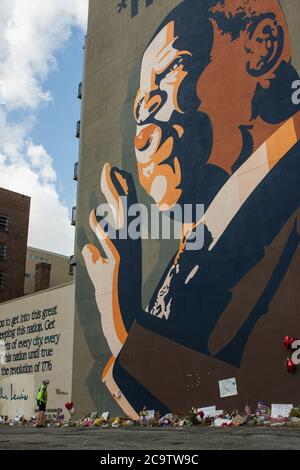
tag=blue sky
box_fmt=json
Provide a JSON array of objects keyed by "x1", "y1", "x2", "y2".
[
  {"x1": 31, "y1": 28, "x2": 84, "y2": 211},
  {"x1": 0, "y1": 1, "x2": 89, "y2": 255}
]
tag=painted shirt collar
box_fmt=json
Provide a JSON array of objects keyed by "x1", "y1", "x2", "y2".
[{"x1": 203, "y1": 113, "x2": 300, "y2": 251}]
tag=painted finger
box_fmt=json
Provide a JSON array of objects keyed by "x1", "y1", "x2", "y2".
[
  {"x1": 100, "y1": 163, "x2": 124, "y2": 229},
  {"x1": 111, "y1": 167, "x2": 138, "y2": 207},
  {"x1": 82, "y1": 244, "x2": 106, "y2": 287},
  {"x1": 89, "y1": 210, "x2": 119, "y2": 264}
]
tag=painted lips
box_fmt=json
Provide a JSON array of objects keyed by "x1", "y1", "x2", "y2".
[
  {"x1": 135, "y1": 124, "x2": 183, "y2": 208},
  {"x1": 135, "y1": 124, "x2": 163, "y2": 164},
  {"x1": 135, "y1": 123, "x2": 183, "y2": 168}
]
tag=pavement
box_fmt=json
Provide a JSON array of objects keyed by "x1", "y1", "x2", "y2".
[{"x1": 1, "y1": 426, "x2": 300, "y2": 450}]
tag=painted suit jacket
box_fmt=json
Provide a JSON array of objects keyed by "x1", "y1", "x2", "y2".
[{"x1": 112, "y1": 124, "x2": 300, "y2": 415}]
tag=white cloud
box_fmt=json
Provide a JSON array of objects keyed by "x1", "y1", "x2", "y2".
[
  {"x1": 0, "y1": 0, "x2": 89, "y2": 255},
  {"x1": 26, "y1": 142, "x2": 57, "y2": 183},
  {"x1": 0, "y1": 108, "x2": 28, "y2": 159},
  {"x1": 0, "y1": 160, "x2": 74, "y2": 254},
  {"x1": 0, "y1": 0, "x2": 89, "y2": 110}
]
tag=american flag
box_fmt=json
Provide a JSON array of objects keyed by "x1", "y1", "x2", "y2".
[
  {"x1": 245, "y1": 400, "x2": 252, "y2": 418},
  {"x1": 257, "y1": 400, "x2": 270, "y2": 416}
]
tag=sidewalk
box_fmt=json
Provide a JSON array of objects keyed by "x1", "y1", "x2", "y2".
[{"x1": 1, "y1": 426, "x2": 300, "y2": 450}]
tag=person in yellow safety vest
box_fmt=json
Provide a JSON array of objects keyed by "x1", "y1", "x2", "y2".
[{"x1": 36, "y1": 380, "x2": 49, "y2": 427}]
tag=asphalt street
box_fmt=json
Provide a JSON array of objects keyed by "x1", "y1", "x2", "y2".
[{"x1": 0, "y1": 426, "x2": 300, "y2": 450}]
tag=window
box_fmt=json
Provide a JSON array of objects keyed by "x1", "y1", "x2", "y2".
[
  {"x1": 27, "y1": 254, "x2": 50, "y2": 263},
  {"x1": 25, "y1": 273, "x2": 35, "y2": 279},
  {"x1": 0, "y1": 243, "x2": 7, "y2": 261},
  {"x1": 0, "y1": 272, "x2": 5, "y2": 288},
  {"x1": 0, "y1": 215, "x2": 9, "y2": 232}
]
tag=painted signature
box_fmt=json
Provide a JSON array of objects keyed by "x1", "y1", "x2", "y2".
[{"x1": 0, "y1": 385, "x2": 28, "y2": 401}]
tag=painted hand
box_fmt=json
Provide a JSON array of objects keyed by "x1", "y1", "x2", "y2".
[{"x1": 82, "y1": 163, "x2": 142, "y2": 358}]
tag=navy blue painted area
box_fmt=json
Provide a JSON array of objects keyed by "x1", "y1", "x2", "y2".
[
  {"x1": 137, "y1": 142, "x2": 300, "y2": 361},
  {"x1": 113, "y1": 356, "x2": 170, "y2": 414},
  {"x1": 131, "y1": 0, "x2": 154, "y2": 17},
  {"x1": 118, "y1": 0, "x2": 155, "y2": 17}
]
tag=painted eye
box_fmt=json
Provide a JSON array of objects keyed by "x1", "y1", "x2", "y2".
[
  {"x1": 161, "y1": 58, "x2": 184, "y2": 80},
  {"x1": 156, "y1": 57, "x2": 185, "y2": 86},
  {"x1": 168, "y1": 57, "x2": 183, "y2": 73}
]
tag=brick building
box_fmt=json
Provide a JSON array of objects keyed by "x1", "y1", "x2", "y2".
[
  {"x1": 25, "y1": 246, "x2": 74, "y2": 295},
  {"x1": 0, "y1": 187, "x2": 31, "y2": 303}
]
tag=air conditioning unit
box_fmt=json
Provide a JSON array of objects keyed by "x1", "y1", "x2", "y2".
[
  {"x1": 74, "y1": 162, "x2": 79, "y2": 181},
  {"x1": 78, "y1": 82, "x2": 83, "y2": 100},
  {"x1": 71, "y1": 207, "x2": 77, "y2": 226},
  {"x1": 76, "y1": 121, "x2": 81, "y2": 139}
]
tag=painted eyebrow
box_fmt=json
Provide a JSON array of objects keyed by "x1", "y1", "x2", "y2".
[
  {"x1": 156, "y1": 34, "x2": 191, "y2": 64},
  {"x1": 156, "y1": 50, "x2": 192, "y2": 75},
  {"x1": 157, "y1": 36, "x2": 179, "y2": 58}
]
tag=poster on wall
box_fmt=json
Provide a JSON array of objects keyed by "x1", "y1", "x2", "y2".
[{"x1": 77, "y1": 0, "x2": 300, "y2": 418}]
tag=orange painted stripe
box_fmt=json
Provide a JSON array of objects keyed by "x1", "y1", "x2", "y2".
[
  {"x1": 294, "y1": 111, "x2": 300, "y2": 141},
  {"x1": 91, "y1": 210, "x2": 128, "y2": 345},
  {"x1": 266, "y1": 117, "x2": 297, "y2": 169},
  {"x1": 112, "y1": 261, "x2": 128, "y2": 345},
  {"x1": 99, "y1": 231, "x2": 128, "y2": 345},
  {"x1": 102, "y1": 356, "x2": 115, "y2": 381},
  {"x1": 99, "y1": 232, "x2": 128, "y2": 345}
]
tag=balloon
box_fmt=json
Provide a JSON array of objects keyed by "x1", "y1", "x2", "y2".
[
  {"x1": 283, "y1": 336, "x2": 298, "y2": 349},
  {"x1": 286, "y1": 358, "x2": 296, "y2": 373},
  {"x1": 65, "y1": 402, "x2": 74, "y2": 411}
]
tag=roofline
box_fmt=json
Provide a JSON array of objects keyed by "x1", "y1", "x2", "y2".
[
  {"x1": 0, "y1": 281, "x2": 75, "y2": 306},
  {"x1": 0, "y1": 186, "x2": 31, "y2": 200},
  {"x1": 27, "y1": 246, "x2": 71, "y2": 260}
]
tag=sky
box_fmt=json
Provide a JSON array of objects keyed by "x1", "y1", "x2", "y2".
[{"x1": 0, "y1": 0, "x2": 89, "y2": 255}]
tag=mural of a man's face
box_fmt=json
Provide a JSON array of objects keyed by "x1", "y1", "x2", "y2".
[
  {"x1": 134, "y1": 0, "x2": 290, "y2": 211},
  {"x1": 134, "y1": 21, "x2": 190, "y2": 211},
  {"x1": 134, "y1": 12, "x2": 214, "y2": 211}
]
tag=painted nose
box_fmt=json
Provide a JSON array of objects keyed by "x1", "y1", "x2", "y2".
[{"x1": 135, "y1": 92, "x2": 162, "y2": 123}]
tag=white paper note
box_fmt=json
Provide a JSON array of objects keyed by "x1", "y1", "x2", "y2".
[
  {"x1": 101, "y1": 412, "x2": 110, "y2": 421},
  {"x1": 219, "y1": 378, "x2": 238, "y2": 398},
  {"x1": 271, "y1": 404, "x2": 293, "y2": 418},
  {"x1": 197, "y1": 406, "x2": 217, "y2": 417}
]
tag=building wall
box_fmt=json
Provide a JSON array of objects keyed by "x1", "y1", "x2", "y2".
[
  {"x1": 25, "y1": 247, "x2": 74, "y2": 295},
  {"x1": 0, "y1": 282, "x2": 75, "y2": 420},
  {"x1": 73, "y1": 0, "x2": 300, "y2": 418},
  {"x1": 0, "y1": 188, "x2": 30, "y2": 304}
]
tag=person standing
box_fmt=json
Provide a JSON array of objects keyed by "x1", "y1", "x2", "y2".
[{"x1": 36, "y1": 380, "x2": 49, "y2": 427}]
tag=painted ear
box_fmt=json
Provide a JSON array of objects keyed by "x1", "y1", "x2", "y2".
[{"x1": 245, "y1": 13, "x2": 284, "y2": 86}]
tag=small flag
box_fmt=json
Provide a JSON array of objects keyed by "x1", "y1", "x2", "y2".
[
  {"x1": 257, "y1": 400, "x2": 270, "y2": 416},
  {"x1": 245, "y1": 400, "x2": 252, "y2": 418}
]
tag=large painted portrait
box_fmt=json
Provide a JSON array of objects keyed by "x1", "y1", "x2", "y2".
[{"x1": 82, "y1": 0, "x2": 300, "y2": 419}]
